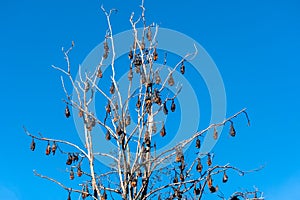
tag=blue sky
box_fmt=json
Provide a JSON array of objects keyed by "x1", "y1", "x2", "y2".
[{"x1": 0, "y1": 0, "x2": 299, "y2": 199}]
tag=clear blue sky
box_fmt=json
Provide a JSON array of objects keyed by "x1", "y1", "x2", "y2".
[{"x1": 0, "y1": 0, "x2": 299, "y2": 199}]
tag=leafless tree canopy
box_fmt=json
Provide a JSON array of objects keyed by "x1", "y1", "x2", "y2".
[{"x1": 25, "y1": 2, "x2": 263, "y2": 200}]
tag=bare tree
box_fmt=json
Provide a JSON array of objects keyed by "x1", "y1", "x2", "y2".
[{"x1": 25, "y1": 2, "x2": 264, "y2": 200}]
